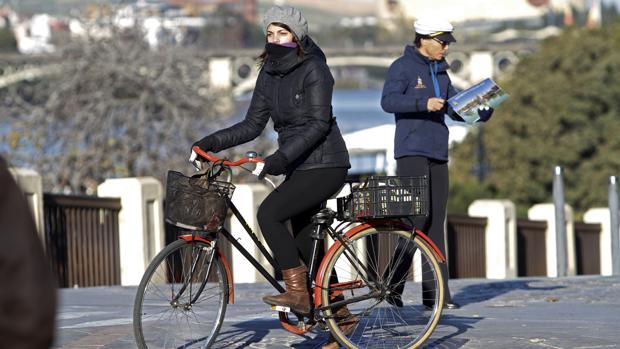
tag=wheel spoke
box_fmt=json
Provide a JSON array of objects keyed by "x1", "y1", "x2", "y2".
[
  {"x1": 322, "y1": 227, "x2": 444, "y2": 348},
  {"x1": 134, "y1": 240, "x2": 227, "y2": 348}
]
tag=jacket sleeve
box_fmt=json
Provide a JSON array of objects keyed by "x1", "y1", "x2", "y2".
[
  {"x1": 381, "y1": 60, "x2": 427, "y2": 114},
  {"x1": 277, "y1": 61, "x2": 334, "y2": 163},
  {"x1": 445, "y1": 82, "x2": 465, "y2": 122},
  {"x1": 208, "y1": 73, "x2": 271, "y2": 152}
]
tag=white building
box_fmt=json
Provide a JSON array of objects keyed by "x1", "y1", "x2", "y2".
[
  {"x1": 342, "y1": 122, "x2": 469, "y2": 175},
  {"x1": 14, "y1": 14, "x2": 55, "y2": 55},
  {"x1": 377, "y1": 0, "x2": 587, "y2": 28}
]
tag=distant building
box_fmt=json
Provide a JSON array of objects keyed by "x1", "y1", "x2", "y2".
[
  {"x1": 166, "y1": 0, "x2": 257, "y2": 23},
  {"x1": 0, "y1": 5, "x2": 18, "y2": 29},
  {"x1": 14, "y1": 14, "x2": 56, "y2": 54},
  {"x1": 343, "y1": 123, "x2": 468, "y2": 176},
  {"x1": 273, "y1": 0, "x2": 376, "y2": 17},
  {"x1": 379, "y1": 0, "x2": 545, "y2": 27},
  {"x1": 376, "y1": 0, "x2": 600, "y2": 30}
]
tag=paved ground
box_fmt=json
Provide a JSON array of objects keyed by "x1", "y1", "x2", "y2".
[{"x1": 53, "y1": 275, "x2": 620, "y2": 348}]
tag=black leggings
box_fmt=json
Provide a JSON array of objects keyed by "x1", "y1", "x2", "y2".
[
  {"x1": 397, "y1": 156, "x2": 453, "y2": 302},
  {"x1": 257, "y1": 167, "x2": 347, "y2": 270}
]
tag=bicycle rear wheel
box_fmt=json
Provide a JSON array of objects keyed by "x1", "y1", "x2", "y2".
[
  {"x1": 320, "y1": 225, "x2": 444, "y2": 349},
  {"x1": 133, "y1": 238, "x2": 228, "y2": 349}
]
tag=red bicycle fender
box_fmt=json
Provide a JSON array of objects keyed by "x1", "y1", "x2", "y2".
[
  {"x1": 312, "y1": 221, "x2": 446, "y2": 307},
  {"x1": 179, "y1": 235, "x2": 235, "y2": 304}
]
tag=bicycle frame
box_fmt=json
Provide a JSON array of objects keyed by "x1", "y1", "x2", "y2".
[
  {"x1": 182, "y1": 148, "x2": 448, "y2": 312},
  {"x1": 178, "y1": 196, "x2": 287, "y2": 305}
]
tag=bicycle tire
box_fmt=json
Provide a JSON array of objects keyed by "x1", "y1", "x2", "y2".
[
  {"x1": 133, "y1": 238, "x2": 228, "y2": 349},
  {"x1": 320, "y1": 225, "x2": 445, "y2": 349}
]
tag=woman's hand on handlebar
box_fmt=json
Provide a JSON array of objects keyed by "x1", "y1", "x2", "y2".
[
  {"x1": 257, "y1": 151, "x2": 288, "y2": 180},
  {"x1": 190, "y1": 147, "x2": 279, "y2": 188},
  {"x1": 190, "y1": 146, "x2": 264, "y2": 167}
]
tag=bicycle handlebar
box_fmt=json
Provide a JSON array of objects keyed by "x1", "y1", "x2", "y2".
[{"x1": 192, "y1": 146, "x2": 264, "y2": 166}]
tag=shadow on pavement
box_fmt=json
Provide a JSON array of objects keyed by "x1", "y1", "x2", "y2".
[
  {"x1": 422, "y1": 314, "x2": 485, "y2": 348},
  {"x1": 213, "y1": 318, "x2": 328, "y2": 348},
  {"x1": 452, "y1": 279, "x2": 565, "y2": 307}
]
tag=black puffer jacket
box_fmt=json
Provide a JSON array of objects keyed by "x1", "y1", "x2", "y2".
[{"x1": 206, "y1": 37, "x2": 350, "y2": 171}]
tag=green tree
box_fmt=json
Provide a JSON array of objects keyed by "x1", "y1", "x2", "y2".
[{"x1": 449, "y1": 24, "x2": 620, "y2": 217}]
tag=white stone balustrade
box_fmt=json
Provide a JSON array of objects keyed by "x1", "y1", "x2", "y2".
[
  {"x1": 9, "y1": 168, "x2": 45, "y2": 245},
  {"x1": 468, "y1": 199, "x2": 517, "y2": 279},
  {"x1": 98, "y1": 177, "x2": 164, "y2": 286},
  {"x1": 528, "y1": 203, "x2": 576, "y2": 277},
  {"x1": 583, "y1": 208, "x2": 618, "y2": 276},
  {"x1": 227, "y1": 183, "x2": 271, "y2": 283}
]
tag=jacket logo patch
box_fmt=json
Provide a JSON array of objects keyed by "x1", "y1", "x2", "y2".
[{"x1": 414, "y1": 76, "x2": 426, "y2": 89}]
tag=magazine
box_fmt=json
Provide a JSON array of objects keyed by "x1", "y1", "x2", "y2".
[{"x1": 447, "y1": 78, "x2": 508, "y2": 124}]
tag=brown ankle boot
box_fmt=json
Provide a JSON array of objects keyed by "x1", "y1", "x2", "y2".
[
  {"x1": 323, "y1": 304, "x2": 359, "y2": 349},
  {"x1": 262, "y1": 265, "x2": 311, "y2": 314}
]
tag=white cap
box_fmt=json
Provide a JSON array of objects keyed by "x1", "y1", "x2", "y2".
[
  {"x1": 414, "y1": 17, "x2": 453, "y2": 34},
  {"x1": 414, "y1": 17, "x2": 456, "y2": 42}
]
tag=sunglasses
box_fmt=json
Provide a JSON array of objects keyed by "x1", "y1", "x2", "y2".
[{"x1": 432, "y1": 37, "x2": 449, "y2": 48}]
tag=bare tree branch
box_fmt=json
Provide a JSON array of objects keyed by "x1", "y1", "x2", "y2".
[{"x1": 1, "y1": 28, "x2": 235, "y2": 193}]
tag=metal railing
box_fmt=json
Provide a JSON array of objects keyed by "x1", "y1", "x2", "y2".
[
  {"x1": 43, "y1": 194, "x2": 121, "y2": 288},
  {"x1": 574, "y1": 222, "x2": 602, "y2": 275},
  {"x1": 517, "y1": 219, "x2": 547, "y2": 276},
  {"x1": 447, "y1": 215, "x2": 487, "y2": 278}
]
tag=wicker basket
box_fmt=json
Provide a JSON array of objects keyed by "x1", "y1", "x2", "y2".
[
  {"x1": 164, "y1": 171, "x2": 234, "y2": 231},
  {"x1": 337, "y1": 176, "x2": 428, "y2": 221}
]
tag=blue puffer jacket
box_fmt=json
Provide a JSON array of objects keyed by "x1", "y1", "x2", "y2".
[{"x1": 381, "y1": 45, "x2": 462, "y2": 161}]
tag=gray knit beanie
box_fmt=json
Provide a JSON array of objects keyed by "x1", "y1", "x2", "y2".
[{"x1": 262, "y1": 5, "x2": 308, "y2": 39}]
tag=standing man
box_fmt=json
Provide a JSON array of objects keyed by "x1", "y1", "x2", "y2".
[{"x1": 381, "y1": 17, "x2": 493, "y2": 309}]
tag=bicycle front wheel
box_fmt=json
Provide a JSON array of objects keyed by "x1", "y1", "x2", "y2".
[
  {"x1": 133, "y1": 238, "x2": 228, "y2": 349},
  {"x1": 321, "y1": 225, "x2": 445, "y2": 349}
]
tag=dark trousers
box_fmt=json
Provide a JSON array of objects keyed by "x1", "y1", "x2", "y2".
[
  {"x1": 396, "y1": 156, "x2": 453, "y2": 304},
  {"x1": 257, "y1": 167, "x2": 347, "y2": 270}
]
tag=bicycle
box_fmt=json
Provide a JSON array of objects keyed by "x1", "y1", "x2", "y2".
[{"x1": 133, "y1": 147, "x2": 447, "y2": 349}]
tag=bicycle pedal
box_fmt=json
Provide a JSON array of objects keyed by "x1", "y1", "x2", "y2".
[{"x1": 271, "y1": 305, "x2": 291, "y2": 312}]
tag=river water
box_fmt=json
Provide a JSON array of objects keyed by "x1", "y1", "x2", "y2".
[
  {"x1": 232, "y1": 88, "x2": 392, "y2": 133},
  {"x1": 232, "y1": 88, "x2": 469, "y2": 175}
]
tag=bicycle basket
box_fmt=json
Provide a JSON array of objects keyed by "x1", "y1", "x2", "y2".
[
  {"x1": 164, "y1": 170, "x2": 234, "y2": 231},
  {"x1": 337, "y1": 176, "x2": 428, "y2": 221}
]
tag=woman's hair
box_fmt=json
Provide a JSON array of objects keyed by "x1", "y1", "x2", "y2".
[{"x1": 257, "y1": 22, "x2": 306, "y2": 67}]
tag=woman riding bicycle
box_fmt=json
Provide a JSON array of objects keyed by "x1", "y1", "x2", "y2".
[{"x1": 192, "y1": 5, "x2": 351, "y2": 347}]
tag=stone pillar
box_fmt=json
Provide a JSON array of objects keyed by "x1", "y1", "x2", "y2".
[
  {"x1": 209, "y1": 58, "x2": 232, "y2": 89},
  {"x1": 98, "y1": 177, "x2": 164, "y2": 286},
  {"x1": 583, "y1": 208, "x2": 616, "y2": 276},
  {"x1": 528, "y1": 203, "x2": 576, "y2": 277},
  {"x1": 228, "y1": 183, "x2": 271, "y2": 283},
  {"x1": 469, "y1": 51, "x2": 494, "y2": 82},
  {"x1": 468, "y1": 200, "x2": 517, "y2": 279},
  {"x1": 9, "y1": 168, "x2": 45, "y2": 245}
]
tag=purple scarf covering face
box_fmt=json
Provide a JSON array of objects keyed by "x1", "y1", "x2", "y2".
[{"x1": 278, "y1": 42, "x2": 297, "y2": 48}]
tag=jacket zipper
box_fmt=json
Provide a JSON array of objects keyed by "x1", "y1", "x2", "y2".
[{"x1": 274, "y1": 76, "x2": 281, "y2": 120}]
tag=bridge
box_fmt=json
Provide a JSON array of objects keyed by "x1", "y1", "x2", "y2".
[
  {"x1": 211, "y1": 42, "x2": 538, "y2": 95},
  {"x1": 0, "y1": 41, "x2": 537, "y2": 95}
]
